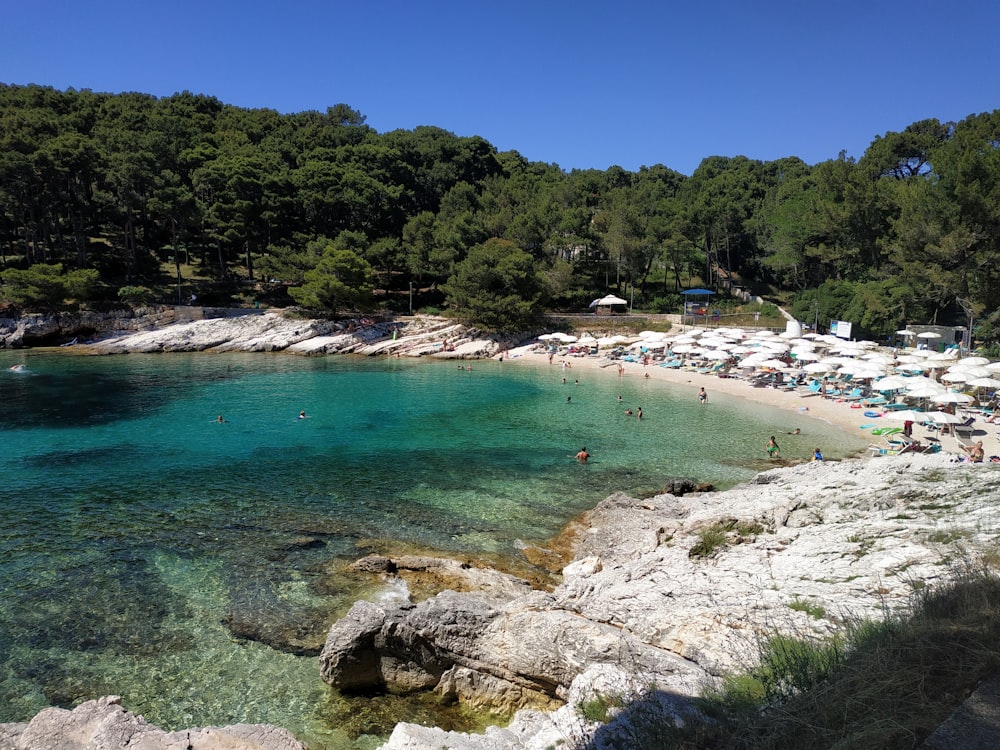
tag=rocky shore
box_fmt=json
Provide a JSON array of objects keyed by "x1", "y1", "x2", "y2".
[{"x1": 2, "y1": 309, "x2": 997, "y2": 749}]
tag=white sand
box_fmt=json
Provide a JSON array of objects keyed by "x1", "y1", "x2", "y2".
[{"x1": 500, "y1": 345, "x2": 1000, "y2": 462}]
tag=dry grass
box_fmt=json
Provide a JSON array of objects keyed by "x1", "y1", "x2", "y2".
[{"x1": 632, "y1": 561, "x2": 1000, "y2": 750}]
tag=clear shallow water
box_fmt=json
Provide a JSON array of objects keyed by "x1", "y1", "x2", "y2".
[{"x1": 0, "y1": 351, "x2": 865, "y2": 747}]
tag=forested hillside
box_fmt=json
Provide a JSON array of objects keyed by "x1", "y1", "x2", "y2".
[{"x1": 1, "y1": 84, "x2": 998, "y2": 340}]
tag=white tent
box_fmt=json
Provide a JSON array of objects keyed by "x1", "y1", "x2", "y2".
[{"x1": 589, "y1": 294, "x2": 628, "y2": 307}]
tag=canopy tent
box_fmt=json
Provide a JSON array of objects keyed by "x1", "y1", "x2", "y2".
[
  {"x1": 589, "y1": 294, "x2": 629, "y2": 314},
  {"x1": 589, "y1": 294, "x2": 628, "y2": 307},
  {"x1": 681, "y1": 288, "x2": 716, "y2": 323}
]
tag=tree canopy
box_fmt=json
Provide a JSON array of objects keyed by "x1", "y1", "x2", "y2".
[{"x1": 1, "y1": 84, "x2": 999, "y2": 341}]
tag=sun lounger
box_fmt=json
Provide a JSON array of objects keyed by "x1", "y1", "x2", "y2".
[{"x1": 798, "y1": 381, "x2": 822, "y2": 397}]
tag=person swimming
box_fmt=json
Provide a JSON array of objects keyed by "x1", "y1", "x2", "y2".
[
  {"x1": 298, "y1": 410, "x2": 307, "y2": 419},
  {"x1": 575, "y1": 447, "x2": 590, "y2": 463}
]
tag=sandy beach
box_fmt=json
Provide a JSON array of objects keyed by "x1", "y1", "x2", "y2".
[{"x1": 499, "y1": 343, "x2": 1000, "y2": 462}]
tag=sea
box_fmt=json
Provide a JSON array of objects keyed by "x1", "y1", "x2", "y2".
[{"x1": 0, "y1": 350, "x2": 866, "y2": 748}]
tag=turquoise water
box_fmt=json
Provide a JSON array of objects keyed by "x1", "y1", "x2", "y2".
[{"x1": 0, "y1": 351, "x2": 865, "y2": 747}]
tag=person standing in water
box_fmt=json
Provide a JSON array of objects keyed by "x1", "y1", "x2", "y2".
[
  {"x1": 575, "y1": 447, "x2": 590, "y2": 463},
  {"x1": 698, "y1": 387, "x2": 707, "y2": 405},
  {"x1": 766, "y1": 436, "x2": 780, "y2": 458}
]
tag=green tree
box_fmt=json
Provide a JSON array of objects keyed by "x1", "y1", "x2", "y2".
[
  {"x1": 1, "y1": 262, "x2": 99, "y2": 308},
  {"x1": 287, "y1": 245, "x2": 374, "y2": 314},
  {"x1": 442, "y1": 238, "x2": 546, "y2": 332}
]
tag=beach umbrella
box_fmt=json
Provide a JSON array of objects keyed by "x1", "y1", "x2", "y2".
[
  {"x1": 791, "y1": 350, "x2": 821, "y2": 361},
  {"x1": 881, "y1": 409, "x2": 926, "y2": 423},
  {"x1": 940, "y1": 371, "x2": 971, "y2": 383},
  {"x1": 917, "y1": 332, "x2": 942, "y2": 339},
  {"x1": 703, "y1": 349, "x2": 731, "y2": 360},
  {"x1": 958, "y1": 356, "x2": 990, "y2": 366},
  {"x1": 925, "y1": 411, "x2": 964, "y2": 424},
  {"x1": 950, "y1": 365, "x2": 989, "y2": 378},
  {"x1": 873, "y1": 375, "x2": 913, "y2": 391},
  {"x1": 967, "y1": 377, "x2": 1000, "y2": 389},
  {"x1": 803, "y1": 362, "x2": 833, "y2": 373},
  {"x1": 577, "y1": 334, "x2": 598, "y2": 345},
  {"x1": 846, "y1": 368, "x2": 883, "y2": 380},
  {"x1": 895, "y1": 363, "x2": 929, "y2": 373},
  {"x1": 905, "y1": 384, "x2": 947, "y2": 399},
  {"x1": 757, "y1": 358, "x2": 787, "y2": 369},
  {"x1": 896, "y1": 329, "x2": 916, "y2": 337},
  {"x1": 931, "y1": 392, "x2": 974, "y2": 405}
]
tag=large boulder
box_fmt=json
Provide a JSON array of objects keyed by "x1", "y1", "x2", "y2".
[{"x1": 0, "y1": 695, "x2": 305, "y2": 750}]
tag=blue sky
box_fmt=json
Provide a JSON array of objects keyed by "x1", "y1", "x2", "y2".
[{"x1": 3, "y1": 0, "x2": 998, "y2": 175}]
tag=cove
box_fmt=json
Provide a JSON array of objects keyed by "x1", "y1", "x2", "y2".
[{"x1": 0, "y1": 351, "x2": 864, "y2": 748}]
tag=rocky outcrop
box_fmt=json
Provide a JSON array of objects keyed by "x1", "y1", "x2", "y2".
[
  {"x1": 315, "y1": 453, "x2": 1000, "y2": 749},
  {"x1": 1, "y1": 308, "x2": 507, "y2": 358},
  {"x1": 0, "y1": 695, "x2": 305, "y2": 750}
]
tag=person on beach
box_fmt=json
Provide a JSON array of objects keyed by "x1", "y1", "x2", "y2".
[
  {"x1": 766, "y1": 436, "x2": 780, "y2": 458},
  {"x1": 575, "y1": 447, "x2": 590, "y2": 463},
  {"x1": 698, "y1": 387, "x2": 707, "y2": 405},
  {"x1": 812, "y1": 447, "x2": 824, "y2": 461},
  {"x1": 963, "y1": 441, "x2": 985, "y2": 463}
]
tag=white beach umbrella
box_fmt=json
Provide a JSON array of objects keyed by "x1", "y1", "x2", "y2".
[
  {"x1": 671, "y1": 344, "x2": 698, "y2": 354},
  {"x1": 577, "y1": 334, "x2": 598, "y2": 345},
  {"x1": 791, "y1": 350, "x2": 821, "y2": 361},
  {"x1": 803, "y1": 362, "x2": 833, "y2": 373},
  {"x1": 882, "y1": 409, "x2": 927, "y2": 423},
  {"x1": 940, "y1": 371, "x2": 971, "y2": 383},
  {"x1": 873, "y1": 375, "x2": 913, "y2": 391},
  {"x1": 703, "y1": 349, "x2": 732, "y2": 360},
  {"x1": 895, "y1": 363, "x2": 929, "y2": 373},
  {"x1": 761, "y1": 341, "x2": 790, "y2": 352},
  {"x1": 917, "y1": 331, "x2": 942, "y2": 339},
  {"x1": 931, "y1": 392, "x2": 974, "y2": 405},
  {"x1": 729, "y1": 345, "x2": 752, "y2": 355},
  {"x1": 801, "y1": 332, "x2": 821, "y2": 339},
  {"x1": 967, "y1": 377, "x2": 1000, "y2": 389},
  {"x1": 905, "y1": 384, "x2": 947, "y2": 399},
  {"x1": 851, "y1": 369, "x2": 884, "y2": 380},
  {"x1": 950, "y1": 365, "x2": 990, "y2": 378},
  {"x1": 757, "y1": 358, "x2": 788, "y2": 369},
  {"x1": 925, "y1": 411, "x2": 964, "y2": 424},
  {"x1": 958, "y1": 356, "x2": 990, "y2": 366},
  {"x1": 896, "y1": 329, "x2": 916, "y2": 337}
]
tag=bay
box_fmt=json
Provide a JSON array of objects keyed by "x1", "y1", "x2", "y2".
[{"x1": 0, "y1": 350, "x2": 864, "y2": 747}]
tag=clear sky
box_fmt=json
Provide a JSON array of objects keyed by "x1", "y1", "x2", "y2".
[{"x1": 3, "y1": 0, "x2": 998, "y2": 175}]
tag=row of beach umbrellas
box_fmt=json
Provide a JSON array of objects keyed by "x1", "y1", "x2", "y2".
[{"x1": 537, "y1": 326, "x2": 1000, "y2": 403}]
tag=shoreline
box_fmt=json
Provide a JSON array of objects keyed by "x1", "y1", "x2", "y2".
[{"x1": 496, "y1": 344, "x2": 1000, "y2": 460}]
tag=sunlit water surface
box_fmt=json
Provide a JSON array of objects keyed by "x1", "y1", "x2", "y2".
[{"x1": 0, "y1": 351, "x2": 866, "y2": 748}]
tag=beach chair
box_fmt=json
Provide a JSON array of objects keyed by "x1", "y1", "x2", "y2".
[
  {"x1": 798, "y1": 381, "x2": 822, "y2": 397},
  {"x1": 841, "y1": 387, "x2": 865, "y2": 401},
  {"x1": 861, "y1": 395, "x2": 888, "y2": 407}
]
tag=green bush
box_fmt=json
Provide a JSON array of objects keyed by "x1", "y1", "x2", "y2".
[{"x1": 117, "y1": 285, "x2": 155, "y2": 305}]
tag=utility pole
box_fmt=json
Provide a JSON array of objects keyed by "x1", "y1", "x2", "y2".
[
  {"x1": 957, "y1": 297, "x2": 974, "y2": 352},
  {"x1": 409, "y1": 281, "x2": 414, "y2": 316}
]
